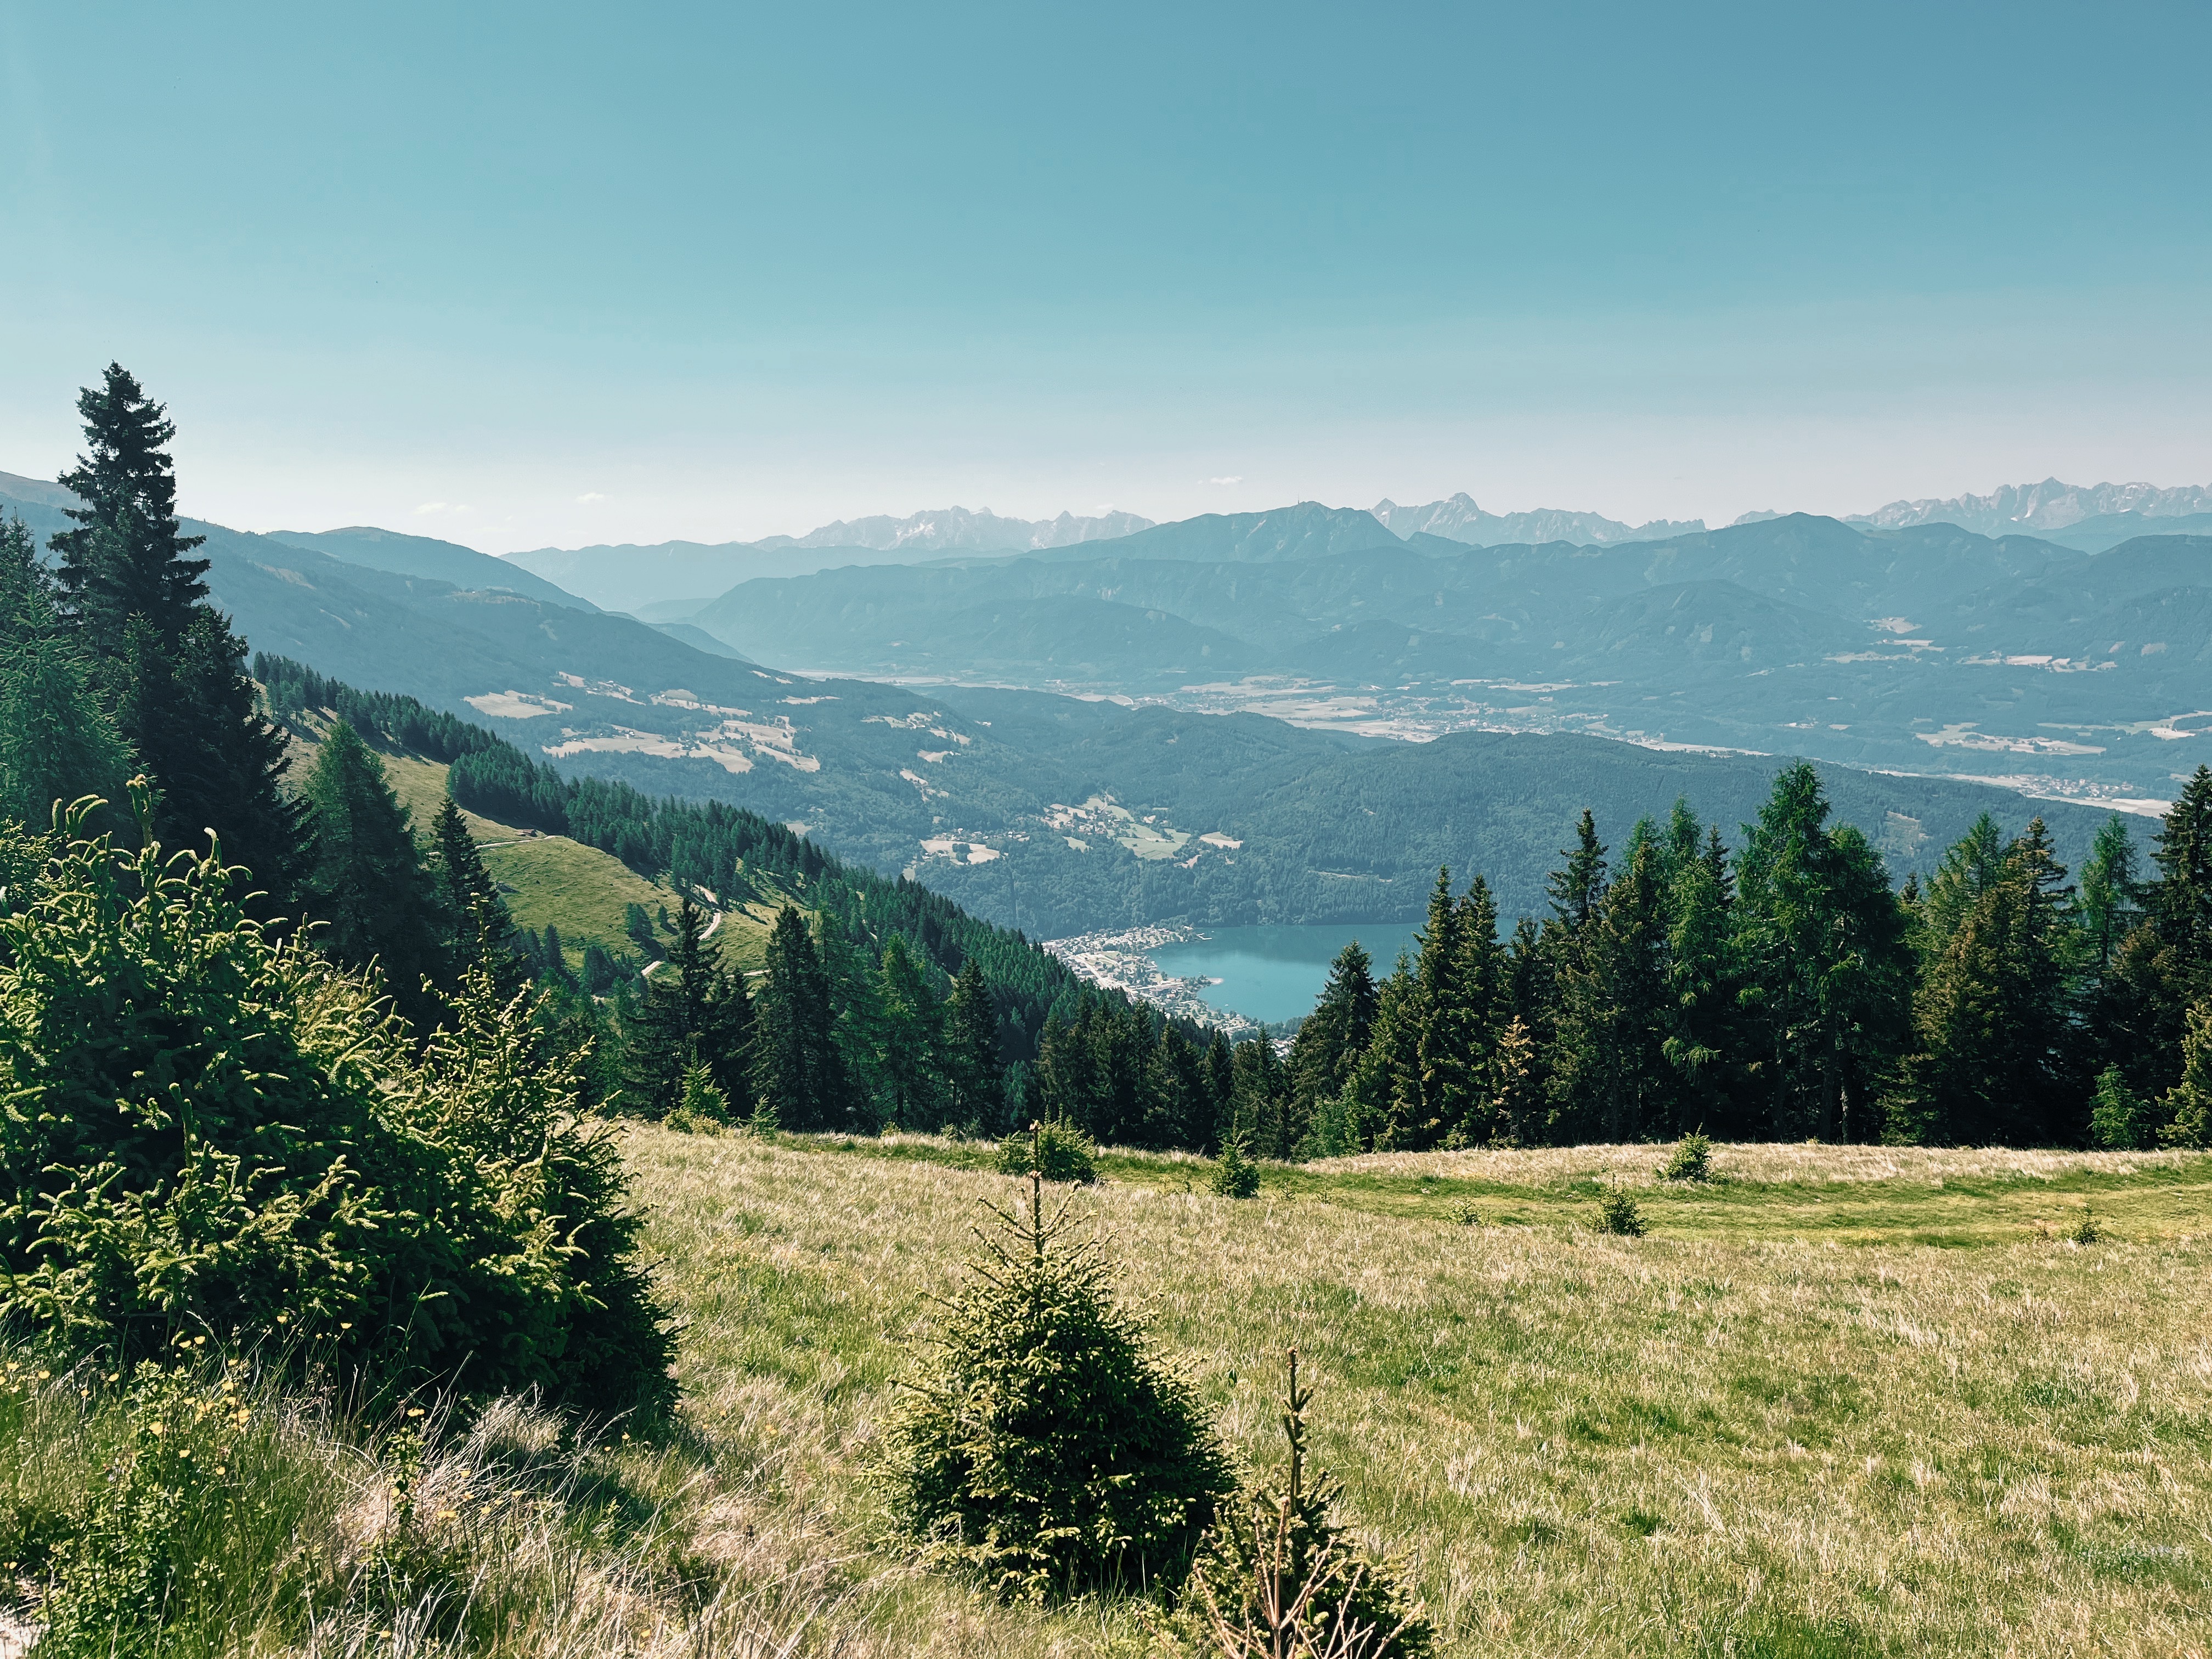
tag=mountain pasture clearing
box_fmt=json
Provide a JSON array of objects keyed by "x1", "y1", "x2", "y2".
[{"x1": 630, "y1": 1130, "x2": 2212, "y2": 1657}]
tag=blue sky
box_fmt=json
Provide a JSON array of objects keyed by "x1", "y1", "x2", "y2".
[{"x1": 3, "y1": 1, "x2": 2208, "y2": 550}]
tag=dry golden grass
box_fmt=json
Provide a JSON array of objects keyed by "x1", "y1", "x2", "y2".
[
  {"x1": 625, "y1": 1128, "x2": 2212, "y2": 1658},
  {"x1": 1312, "y1": 1141, "x2": 2196, "y2": 1186}
]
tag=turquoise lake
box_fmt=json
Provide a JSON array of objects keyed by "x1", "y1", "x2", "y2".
[{"x1": 1149, "y1": 922, "x2": 1424, "y2": 1025}]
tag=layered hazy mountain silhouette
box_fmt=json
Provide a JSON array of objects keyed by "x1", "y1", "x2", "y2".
[
  {"x1": 753, "y1": 504, "x2": 1154, "y2": 552},
  {"x1": 0, "y1": 467, "x2": 2165, "y2": 934},
  {"x1": 1850, "y1": 477, "x2": 2212, "y2": 537},
  {"x1": 1371, "y1": 492, "x2": 1706, "y2": 546}
]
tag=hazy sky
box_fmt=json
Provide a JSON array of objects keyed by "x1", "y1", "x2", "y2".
[{"x1": 4, "y1": 1, "x2": 2209, "y2": 551}]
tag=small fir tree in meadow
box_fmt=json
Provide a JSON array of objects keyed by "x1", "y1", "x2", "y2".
[
  {"x1": 1657, "y1": 1131, "x2": 1713, "y2": 1183},
  {"x1": 667, "y1": 1053, "x2": 733, "y2": 1133},
  {"x1": 886, "y1": 1161, "x2": 1233, "y2": 1600},
  {"x1": 1174, "y1": 1350, "x2": 1434, "y2": 1658},
  {"x1": 1210, "y1": 1130, "x2": 1262, "y2": 1200},
  {"x1": 995, "y1": 1116, "x2": 1097, "y2": 1184},
  {"x1": 1595, "y1": 1188, "x2": 1645, "y2": 1237}
]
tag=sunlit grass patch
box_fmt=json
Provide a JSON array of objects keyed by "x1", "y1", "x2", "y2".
[{"x1": 630, "y1": 1128, "x2": 2212, "y2": 1657}]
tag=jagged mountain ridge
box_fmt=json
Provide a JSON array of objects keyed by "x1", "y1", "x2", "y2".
[
  {"x1": 1852, "y1": 477, "x2": 2212, "y2": 535},
  {"x1": 755, "y1": 504, "x2": 1155, "y2": 552},
  {"x1": 1370, "y1": 491, "x2": 1707, "y2": 546}
]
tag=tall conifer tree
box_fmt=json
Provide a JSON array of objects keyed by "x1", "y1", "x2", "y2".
[
  {"x1": 754, "y1": 904, "x2": 857, "y2": 1130},
  {"x1": 300, "y1": 722, "x2": 445, "y2": 1029},
  {"x1": 874, "y1": 934, "x2": 945, "y2": 1126},
  {"x1": 49, "y1": 364, "x2": 208, "y2": 645},
  {"x1": 623, "y1": 894, "x2": 752, "y2": 1118},
  {"x1": 46, "y1": 366, "x2": 302, "y2": 895},
  {"x1": 1288, "y1": 941, "x2": 1378, "y2": 1134},
  {"x1": 943, "y1": 957, "x2": 1008, "y2": 1130}
]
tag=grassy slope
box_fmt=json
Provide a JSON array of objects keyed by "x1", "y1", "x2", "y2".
[
  {"x1": 373, "y1": 751, "x2": 776, "y2": 973},
  {"x1": 627, "y1": 1130, "x2": 2212, "y2": 1658}
]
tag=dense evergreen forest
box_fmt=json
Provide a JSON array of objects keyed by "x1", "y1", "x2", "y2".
[{"x1": 1255, "y1": 774, "x2": 2212, "y2": 1157}]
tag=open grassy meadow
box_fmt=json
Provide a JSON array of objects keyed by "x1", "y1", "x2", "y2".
[{"x1": 622, "y1": 1130, "x2": 2212, "y2": 1658}]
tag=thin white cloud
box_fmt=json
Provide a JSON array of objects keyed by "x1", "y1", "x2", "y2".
[
  {"x1": 414, "y1": 500, "x2": 447, "y2": 514},
  {"x1": 1207, "y1": 475, "x2": 1243, "y2": 486},
  {"x1": 575, "y1": 491, "x2": 606, "y2": 504},
  {"x1": 414, "y1": 501, "x2": 472, "y2": 516}
]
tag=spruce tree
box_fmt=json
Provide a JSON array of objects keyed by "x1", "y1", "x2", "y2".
[
  {"x1": 874, "y1": 934, "x2": 945, "y2": 1127},
  {"x1": 300, "y1": 722, "x2": 445, "y2": 1030},
  {"x1": 754, "y1": 904, "x2": 857, "y2": 1130},
  {"x1": 1205, "y1": 1030, "x2": 1237, "y2": 1148},
  {"x1": 49, "y1": 364, "x2": 209, "y2": 646},
  {"x1": 887, "y1": 1167, "x2": 1233, "y2": 1599},
  {"x1": 46, "y1": 368, "x2": 301, "y2": 898},
  {"x1": 1288, "y1": 941, "x2": 1377, "y2": 1145},
  {"x1": 1449, "y1": 876, "x2": 1507, "y2": 1143},
  {"x1": 943, "y1": 956, "x2": 1008, "y2": 1130},
  {"x1": 1230, "y1": 1035, "x2": 1291, "y2": 1159},
  {"x1": 1545, "y1": 838, "x2": 1674, "y2": 1142},
  {"x1": 1147, "y1": 1023, "x2": 1215, "y2": 1150},
  {"x1": 2089, "y1": 778, "x2": 2210, "y2": 1098},
  {"x1": 426, "y1": 795, "x2": 523, "y2": 992},
  {"x1": 622, "y1": 894, "x2": 752, "y2": 1118},
  {"x1": 2077, "y1": 814, "x2": 2141, "y2": 973},
  {"x1": 1340, "y1": 953, "x2": 1421, "y2": 1152},
  {"x1": 2152, "y1": 766, "x2": 2212, "y2": 972},
  {"x1": 2158, "y1": 1001, "x2": 2212, "y2": 1148},
  {"x1": 1484, "y1": 1015, "x2": 1544, "y2": 1147},
  {"x1": 1548, "y1": 808, "x2": 1609, "y2": 931},
  {"x1": 1734, "y1": 765, "x2": 1912, "y2": 1140},
  {"x1": 1660, "y1": 820, "x2": 1743, "y2": 1136},
  {"x1": 1897, "y1": 819, "x2": 2084, "y2": 1146},
  {"x1": 0, "y1": 517, "x2": 134, "y2": 830}
]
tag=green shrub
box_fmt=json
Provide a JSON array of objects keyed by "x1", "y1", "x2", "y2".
[
  {"x1": 1657, "y1": 1131, "x2": 1713, "y2": 1183},
  {"x1": 1447, "y1": 1199, "x2": 1481, "y2": 1227},
  {"x1": 1170, "y1": 1350, "x2": 1434, "y2": 1657},
  {"x1": 1210, "y1": 1132, "x2": 1262, "y2": 1200},
  {"x1": 995, "y1": 1118, "x2": 1097, "y2": 1184},
  {"x1": 2066, "y1": 1206, "x2": 2101, "y2": 1245},
  {"x1": 1595, "y1": 1189, "x2": 1645, "y2": 1237},
  {"x1": 666, "y1": 1056, "x2": 732, "y2": 1134},
  {"x1": 885, "y1": 1172, "x2": 1233, "y2": 1601},
  {"x1": 0, "y1": 799, "x2": 672, "y2": 1412}
]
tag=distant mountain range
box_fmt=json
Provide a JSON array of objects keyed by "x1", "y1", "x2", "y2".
[
  {"x1": 667, "y1": 507, "x2": 2212, "y2": 806},
  {"x1": 0, "y1": 470, "x2": 2155, "y2": 937},
  {"x1": 493, "y1": 476, "x2": 2212, "y2": 613},
  {"x1": 754, "y1": 504, "x2": 1154, "y2": 552},
  {"x1": 1850, "y1": 477, "x2": 2212, "y2": 537},
  {"x1": 1371, "y1": 492, "x2": 1707, "y2": 547}
]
